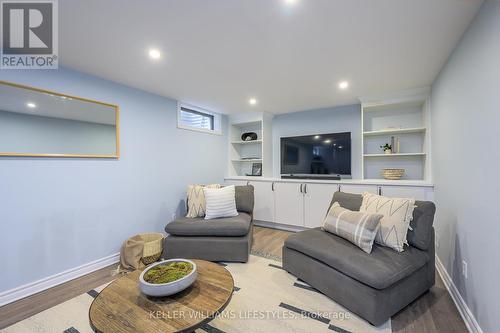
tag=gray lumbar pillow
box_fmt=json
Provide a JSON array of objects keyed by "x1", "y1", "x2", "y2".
[{"x1": 322, "y1": 202, "x2": 383, "y2": 254}]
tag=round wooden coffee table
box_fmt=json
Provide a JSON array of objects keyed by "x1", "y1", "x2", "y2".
[{"x1": 89, "y1": 259, "x2": 234, "y2": 333}]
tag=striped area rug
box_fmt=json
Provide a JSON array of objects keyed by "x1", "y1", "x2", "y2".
[{"x1": 3, "y1": 255, "x2": 391, "y2": 333}]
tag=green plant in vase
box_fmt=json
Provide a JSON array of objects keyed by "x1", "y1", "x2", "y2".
[{"x1": 380, "y1": 143, "x2": 392, "y2": 154}]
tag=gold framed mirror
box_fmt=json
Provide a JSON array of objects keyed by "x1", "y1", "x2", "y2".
[{"x1": 0, "y1": 80, "x2": 119, "y2": 158}]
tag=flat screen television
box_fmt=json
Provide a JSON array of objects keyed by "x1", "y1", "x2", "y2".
[{"x1": 280, "y1": 132, "x2": 351, "y2": 180}]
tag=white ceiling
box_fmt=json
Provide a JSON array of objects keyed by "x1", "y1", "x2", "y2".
[{"x1": 59, "y1": 0, "x2": 482, "y2": 115}]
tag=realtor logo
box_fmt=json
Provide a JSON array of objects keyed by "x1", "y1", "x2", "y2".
[{"x1": 1, "y1": 0, "x2": 58, "y2": 69}]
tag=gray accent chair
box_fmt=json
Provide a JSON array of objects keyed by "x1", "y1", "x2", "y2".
[
  {"x1": 282, "y1": 191, "x2": 436, "y2": 326},
  {"x1": 163, "y1": 185, "x2": 254, "y2": 262}
]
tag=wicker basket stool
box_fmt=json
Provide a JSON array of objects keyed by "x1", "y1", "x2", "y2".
[{"x1": 139, "y1": 233, "x2": 165, "y2": 265}]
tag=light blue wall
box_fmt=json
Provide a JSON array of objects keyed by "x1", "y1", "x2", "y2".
[
  {"x1": 0, "y1": 68, "x2": 227, "y2": 293},
  {"x1": 0, "y1": 110, "x2": 117, "y2": 155},
  {"x1": 431, "y1": 1, "x2": 499, "y2": 332},
  {"x1": 272, "y1": 104, "x2": 362, "y2": 178}
]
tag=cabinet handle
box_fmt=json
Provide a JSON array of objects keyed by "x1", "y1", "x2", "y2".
[
  {"x1": 300, "y1": 184, "x2": 303, "y2": 193},
  {"x1": 338, "y1": 184, "x2": 342, "y2": 192},
  {"x1": 271, "y1": 182, "x2": 275, "y2": 191},
  {"x1": 246, "y1": 181, "x2": 250, "y2": 186},
  {"x1": 378, "y1": 186, "x2": 382, "y2": 195},
  {"x1": 304, "y1": 184, "x2": 307, "y2": 194}
]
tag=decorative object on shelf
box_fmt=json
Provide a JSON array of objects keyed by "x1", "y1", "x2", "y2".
[
  {"x1": 381, "y1": 168, "x2": 405, "y2": 180},
  {"x1": 380, "y1": 143, "x2": 392, "y2": 154},
  {"x1": 139, "y1": 259, "x2": 198, "y2": 296},
  {"x1": 241, "y1": 132, "x2": 258, "y2": 141},
  {"x1": 395, "y1": 137, "x2": 401, "y2": 153},
  {"x1": 248, "y1": 163, "x2": 262, "y2": 176}
]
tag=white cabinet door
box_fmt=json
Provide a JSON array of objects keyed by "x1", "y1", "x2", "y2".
[
  {"x1": 339, "y1": 184, "x2": 378, "y2": 194},
  {"x1": 248, "y1": 181, "x2": 275, "y2": 222},
  {"x1": 380, "y1": 186, "x2": 432, "y2": 201},
  {"x1": 303, "y1": 183, "x2": 337, "y2": 228},
  {"x1": 274, "y1": 182, "x2": 304, "y2": 227}
]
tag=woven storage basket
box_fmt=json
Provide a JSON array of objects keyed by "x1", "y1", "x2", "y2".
[
  {"x1": 381, "y1": 168, "x2": 405, "y2": 180},
  {"x1": 140, "y1": 233, "x2": 164, "y2": 265}
]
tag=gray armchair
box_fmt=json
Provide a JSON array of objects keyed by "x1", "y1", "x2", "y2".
[
  {"x1": 163, "y1": 185, "x2": 254, "y2": 262},
  {"x1": 282, "y1": 191, "x2": 436, "y2": 326}
]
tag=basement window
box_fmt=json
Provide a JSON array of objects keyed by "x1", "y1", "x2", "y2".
[{"x1": 177, "y1": 103, "x2": 221, "y2": 135}]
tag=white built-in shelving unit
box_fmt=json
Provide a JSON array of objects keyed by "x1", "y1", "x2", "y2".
[
  {"x1": 227, "y1": 113, "x2": 273, "y2": 177},
  {"x1": 360, "y1": 88, "x2": 431, "y2": 182}
]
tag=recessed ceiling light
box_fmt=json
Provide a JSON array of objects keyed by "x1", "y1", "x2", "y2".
[
  {"x1": 27, "y1": 102, "x2": 36, "y2": 108},
  {"x1": 249, "y1": 98, "x2": 258, "y2": 105},
  {"x1": 284, "y1": 0, "x2": 298, "y2": 5},
  {"x1": 338, "y1": 81, "x2": 349, "y2": 90},
  {"x1": 324, "y1": 139, "x2": 331, "y2": 144},
  {"x1": 314, "y1": 135, "x2": 321, "y2": 139},
  {"x1": 148, "y1": 48, "x2": 161, "y2": 60}
]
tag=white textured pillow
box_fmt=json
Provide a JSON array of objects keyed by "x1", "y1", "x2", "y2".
[
  {"x1": 186, "y1": 184, "x2": 220, "y2": 218},
  {"x1": 204, "y1": 185, "x2": 238, "y2": 219},
  {"x1": 359, "y1": 192, "x2": 416, "y2": 252}
]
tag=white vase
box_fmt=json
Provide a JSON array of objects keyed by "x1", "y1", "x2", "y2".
[{"x1": 384, "y1": 149, "x2": 392, "y2": 154}]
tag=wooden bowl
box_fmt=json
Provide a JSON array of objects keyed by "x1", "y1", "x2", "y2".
[
  {"x1": 381, "y1": 168, "x2": 405, "y2": 180},
  {"x1": 139, "y1": 259, "x2": 197, "y2": 297}
]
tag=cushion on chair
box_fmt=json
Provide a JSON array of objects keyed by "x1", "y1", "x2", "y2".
[
  {"x1": 330, "y1": 191, "x2": 436, "y2": 251},
  {"x1": 186, "y1": 184, "x2": 220, "y2": 218},
  {"x1": 322, "y1": 202, "x2": 383, "y2": 253},
  {"x1": 329, "y1": 191, "x2": 363, "y2": 211},
  {"x1": 165, "y1": 213, "x2": 252, "y2": 237},
  {"x1": 407, "y1": 200, "x2": 436, "y2": 250},
  {"x1": 204, "y1": 185, "x2": 238, "y2": 219},
  {"x1": 360, "y1": 192, "x2": 416, "y2": 252},
  {"x1": 235, "y1": 185, "x2": 254, "y2": 214},
  {"x1": 284, "y1": 228, "x2": 429, "y2": 289}
]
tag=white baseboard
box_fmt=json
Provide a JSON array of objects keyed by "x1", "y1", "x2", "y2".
[
  {"x1": 0, "y1": 252, "x2": 120, "y2": 307},
  {"x1": 435, "y1": 255, "x2": 483, "y2": 333}
]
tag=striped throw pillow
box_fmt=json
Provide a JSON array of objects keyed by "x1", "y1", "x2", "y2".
[
  {"x1": 186, "y1": 184, "x2": 221, "y2": 218},
  {"x1": 204, "y1": 185, "x2": 238, "y2": 219},
  {"x1": 322, "y1": 202, "x2": 383, "y2": 253}
]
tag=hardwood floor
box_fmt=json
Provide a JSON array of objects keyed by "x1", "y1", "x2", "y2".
[
  {"x1": 0, "y1": 264, "x2": 117, "y2": 329},
  {"x1": 0, "y1": 226, "x2": 467, "y2": 332},
  {"x1": 252, "y1": 225, "x2": 293, "y2": 258}
]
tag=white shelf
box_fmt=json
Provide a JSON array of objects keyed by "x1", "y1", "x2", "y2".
[
  {"x1": 363, "y1": 153, "x2": 426, "y2": 157},
  {"x1": 361, "y1": 89, "x2": 431, "y2": 182},
  {"x1": 363, "y1": 127, "x2": 426, "y2": 137},
  {"x1": 231, "y1": 140, "x2": 263, "y2": 144},
  {"x1": 231, "y1": 159, "x2": 263, "y2": 162},
  {"x1": 225, "y1": 176, "x2": 434, "y2": 188}
]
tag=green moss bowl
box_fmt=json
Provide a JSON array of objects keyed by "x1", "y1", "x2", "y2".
[{"x1": 139, "y1": 259, "x2": 197, "y2": 297}]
